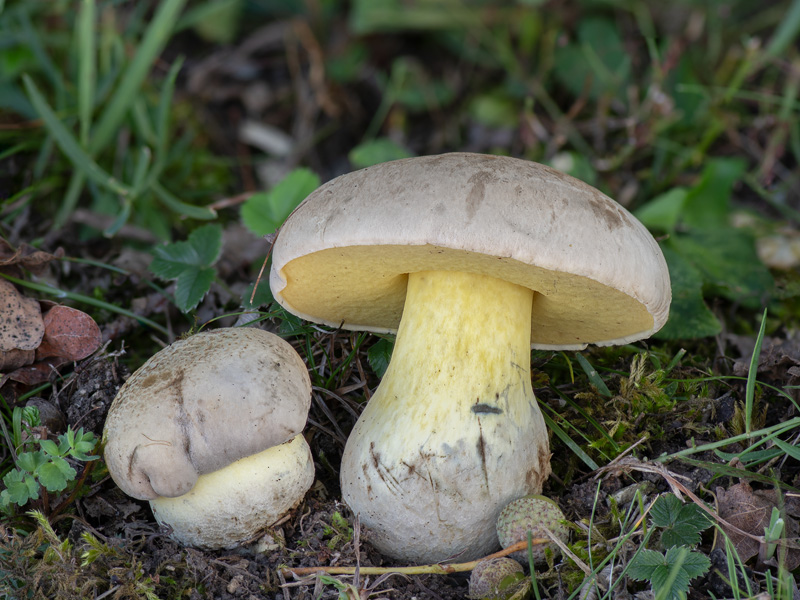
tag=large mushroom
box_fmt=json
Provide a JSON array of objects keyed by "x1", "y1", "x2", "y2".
[
  {"x1": 270, "y1": 153, "x2": 670, "y2": 562},
  {"x1": 103, "y1": 327, "x2": 314, "y2": 549}
]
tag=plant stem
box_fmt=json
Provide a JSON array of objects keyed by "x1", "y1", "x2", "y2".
[{"x1": 280, "y1": 538, "x2": 548, "y2": 578}]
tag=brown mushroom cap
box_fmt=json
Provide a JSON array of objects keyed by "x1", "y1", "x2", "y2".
[
  {"x1": 103, "y1": 328, "x2": 311, "y2": 501},
  {"x1": 270, "y1": 153, "x2": 671, "y2": 349}
]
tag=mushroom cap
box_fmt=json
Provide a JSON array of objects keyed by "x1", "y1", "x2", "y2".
[
  {"x1": 270, "y1": 153, "x2": 671, "y2": 349},
  {"x1": 103, "y1": 327, "x2": 311, "y2": 501},
  {"x1": 150, "y1": 434, "x2": 314, "y2": 549}
]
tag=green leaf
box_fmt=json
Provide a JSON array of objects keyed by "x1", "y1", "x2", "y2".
[
  {"x1": 1, "y1": 470, "x2": 40, "y2": 506},
  {"x1": 348, "y1": 138, "x2": 414, "y2": 169},
  {"x1": 241, "y1": 169, "x2": 320, "y2": 236},
  {"x1": 627, "y1": 549, "x2": 665, "y2": 580},
  {"x1": 681, "y1": 158, "x2": 746, "y2": 230},
  {"x1": 553, "y1": 17, "x2": 630, "y2": 100},
  {"x1": 16, "y1": 450, "x2": 48, "y2": 474},
  {"x1": 628, "y1": 547, "x2": 710, "y2": 600},
  {"x1": 666, "y1": 546, "x2": 710, "y2": 580},
  {"x1": 650, "y1": 494, "x2": 712, "y2": 548},
  {"x1": 671, "y1": 229, "x2": 774, "y2": 306},
  {"x1": 174, "y1": 266, "x2": 216, "y2": 312},
  {"x1": 634, "y1": 188, "x2": 688, "y2": 233},
  {"x1": 150, "y1": 224, "x2": 222, "y2": 312},
  {"x1": 367, "y1": 338, "x2": 394, "y2": 378},
  {"x1": 150, "y1": 224, "x2": 222, "y2": 280},
  {"x1": 654, "y1": 247, "x2": 721, "y2": 340},
  {"x1": 38, "y1": 458, "x2": 76, "y2": 493},
  {"x1": 241, "y1": 280, "x2": 274, "y2": 309},
  {"x1": 39, "y1": 439, "x2": 61, "y2": 458}
]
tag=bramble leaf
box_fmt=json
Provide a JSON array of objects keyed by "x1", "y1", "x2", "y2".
[
  {"x1": 651, "y1": 494, "x2": 712, "y2": 548},
  {"x1": 628, "y1": 546, "x2": 710, "y2": 600}
]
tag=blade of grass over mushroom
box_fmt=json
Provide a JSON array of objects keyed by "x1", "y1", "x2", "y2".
[
  {"x1": 745, "y1": 309, "x2": 768, "y2": 436},
  {"x1": 575, "y1": 354, "x2": 612, "y2": 397},
  {"x1": 0, "y1": 273, "x2": 169, "y2": 337},
  {"x1": 541, "y1": 410, "x2": 600, "y2": 471}
]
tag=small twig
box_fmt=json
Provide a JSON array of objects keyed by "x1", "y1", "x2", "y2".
[{"x1": 280, "y1": 538, "x2": 551, "y2": 578}]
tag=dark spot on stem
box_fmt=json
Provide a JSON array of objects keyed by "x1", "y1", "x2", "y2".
[{"x1": 472, "y1": 403, "x2": 502, "y2": 415}]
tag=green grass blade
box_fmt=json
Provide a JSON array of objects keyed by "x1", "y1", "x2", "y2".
[
  {"x1": 575, "y1": 353, "x2": 612, "y2": 397},
  {"x1": 23, "y1": 75, "x2": 130, "y2": 197},
  {"x1": 152, "y1": 181, "x2": 217, "y2": 220},
  {"x1": 766, "y1": 0, "x2": 800, "y2": 58},
  {"x1": 155, "y1": 57, "x2": 184, "y2": 161},
  {"x1": 53, "y1": 171, "x2": 86, "y2": 230},
  {"x1": 89, "y1": 0, "x2": 188, "y2": 155},
  {"x1": 131, "y1": 146, "x2": 152, "y2": 197},
  {"x1": 18, "y1": 9, "x2": 65, "y2": 102},
  {"x1": 745, "y1": 309, "x2": 768, "y2": 436},
  {"x1": 77, "y1": 0, "x2": 96, "y2": 147},
  {"x1": 542, "y1": 409, "x2": 600, "y2": 471}
]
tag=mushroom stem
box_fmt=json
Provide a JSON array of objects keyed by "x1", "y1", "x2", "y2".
[{"x1": 341, "y1": 270, "x2": 551, "y2": 563}]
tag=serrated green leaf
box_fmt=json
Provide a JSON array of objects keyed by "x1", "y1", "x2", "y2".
[
  {"x1": 174, "y1": 266, "x2": 216, "y2": 312},
  {"x1": 150, "y1": 224, "x2": 222, "y2": 280},
  {"x1": 151, "y1": 242, "x2": 202, "y2": 279},
  {"x1": 38, "y1": 458, "x2": 76, "y2": 493},
  {"x1": 188, "y1": 223, "x2": 223, "y2": 267},
  {"x1": 241, "y1": 169, "x2": 320, "y2": 236},
  {"x1": 367, "y1": 338, "x2": 394, "y2": 378},
  {"x1": 627, "y1": 549, "x2": 665, "y2": 580},
  {"x1": 2, "y1": 469, "x2": 40, "y2": 505},
  {"x1": 665, "y1": 546, "x2": 710, "y2": 579},
  {"x1": 651, "y1": 494, "x2": 712, "y2": 549},
  {"x1": 629, "y1": 547, "x2": 710, "y2": 600}
]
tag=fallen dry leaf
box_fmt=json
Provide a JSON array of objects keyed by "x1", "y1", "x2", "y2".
[
  {"x1": 1, "y1": 357, "x2": 68, "y2": 387},
  {"x1": 0, "y1": 278, "x2": 44, "y2": 353},
  {"x1": 715, "y1": 481, "x2": 800, "y2": 570},
  {"x1": 35, "y1": 305, "x2": 102, "y2": 361},
  {"x1": 0, "y1": 238, "x2": 64, "y2": 277}
]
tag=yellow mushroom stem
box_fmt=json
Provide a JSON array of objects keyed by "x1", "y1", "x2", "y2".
[{"x1": 341, "y1": 269, "x2": 550, "y2": 563}]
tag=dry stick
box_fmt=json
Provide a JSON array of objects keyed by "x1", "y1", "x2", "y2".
[{"x1": 280, "y1": 538, "x2": 550, "y2": 578}]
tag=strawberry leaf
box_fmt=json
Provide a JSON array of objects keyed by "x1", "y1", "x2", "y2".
[{"x1": 149, "y1": 224, "x2": 222, "y2": 312}]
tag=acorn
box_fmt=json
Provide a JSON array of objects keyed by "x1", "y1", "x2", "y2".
[
  {"x1": 496, "y1": 495, "x2": 569, "y2": 565},
  {"x1": 468, "y1": 557, "x2": 525, "y2": 600}
]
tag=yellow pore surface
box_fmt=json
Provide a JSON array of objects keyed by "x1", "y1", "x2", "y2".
[{"x1": 277, "y1": 245, "x2": 655, "y2": 348}]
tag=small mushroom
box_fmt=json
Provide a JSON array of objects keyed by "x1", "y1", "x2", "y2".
[
  {"x1": 270, "y1": 153, "x2": 671, "y2": 562},
  {"x1": 102, "y1": 327, "x2": 314, "y2": 549}
]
